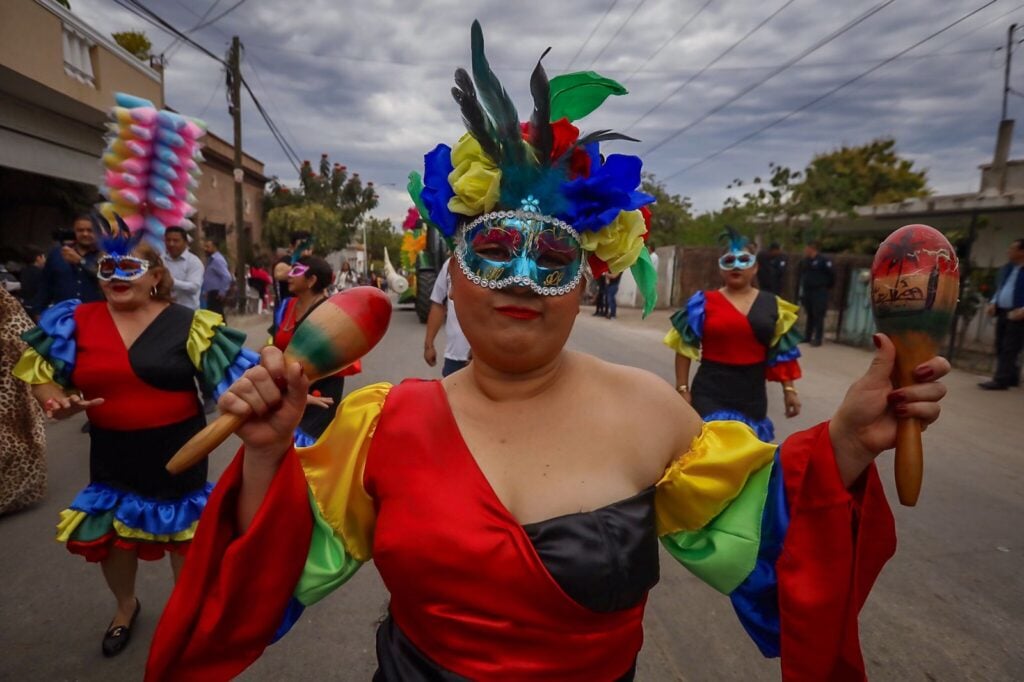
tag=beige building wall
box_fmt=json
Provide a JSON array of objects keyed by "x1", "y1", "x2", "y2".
[{"x1": 192, "y1": 130, "x2": 268, "y2": 269}]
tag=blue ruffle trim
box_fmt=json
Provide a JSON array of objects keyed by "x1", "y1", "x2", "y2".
[
  {"x1": 293, "y1": 428, "x2": 317, "y2": 448},
  {"x1": 767, "y1": 345, "x2": 801, "y2": 367},
  {"x1": 69, "y1": 482, "x2": 212, "y2": 535},
  {"x1": 686, "y1": 290, "x2": 706, "y2": 340},
  {"x1": 271, "y1": 596, "x2": 305, "y2": 644},
  {"x1": 703, "y1": 411, "x2": 775, "y2": 443},
  {"x1": 729, "y1": 450, "x2": 789, "y2": 657},
  {"x1": 213, "y1": 346, "x2": 261, "y2": 400},
  {"x1": 25, "y1": 298, "x2": 79, "y2": 385}
]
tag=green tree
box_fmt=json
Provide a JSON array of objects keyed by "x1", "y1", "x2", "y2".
[
  {"x1": 263, "y1": 154, "x2": 379, "y2": 252},
  {"x1": 358, "y1": 216, "x2": 403, "y2": 265},
  {"x1": 793, "y1": 138, "x2": 929, "y2": 219},
  {"x1": 640, "y1": 173, "x2": 695, "y2": 246},
  {"x1": 112, "y1": 30, "x2": 152, "y2": 61}
]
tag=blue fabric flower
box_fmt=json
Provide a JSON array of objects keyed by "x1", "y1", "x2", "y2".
[
  {"x1": 22, "y1": 298, "x2": 80, "y2": 386},
  {"x1": 558, "y1": 154, "x2": 655, "y2": 233},
  {"x1": 421, "y1": 144, "x2": 458, "y2": 237}
]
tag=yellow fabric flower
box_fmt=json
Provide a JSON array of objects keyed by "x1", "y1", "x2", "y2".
[
  {"x1": 447, "y1": 134, "x2": 501, "y2": 216},
  {"x1": 578, "y1": 209, "x2": 646, "y2": 274}
]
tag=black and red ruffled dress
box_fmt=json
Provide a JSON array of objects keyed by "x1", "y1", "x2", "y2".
[{"x1": 14, "y1": 299, "x2": 258, "y2": 561}]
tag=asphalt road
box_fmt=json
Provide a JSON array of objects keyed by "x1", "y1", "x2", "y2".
[{"x1": 1, "y1": 302, "x2": 1022, "y2": 681}]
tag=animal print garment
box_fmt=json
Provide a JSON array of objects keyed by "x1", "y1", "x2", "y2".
[{"x1": 0, "y1": 288, "x2": 46, "y2": 515}]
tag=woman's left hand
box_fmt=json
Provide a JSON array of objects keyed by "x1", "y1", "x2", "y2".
[
  {"x1": 784, "y1": 390, "x2": 801, "y2": 418},
  {"x1": 829, "y1": 333, "x2": 950, "y2": 486},
  {"x1": 306, "y1": 393, "x2": 335, "y2": 409}
]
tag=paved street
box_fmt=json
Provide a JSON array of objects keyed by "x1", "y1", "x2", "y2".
[{"x1": 1, "y1": 301, "x2": 1022, "y2": 681}]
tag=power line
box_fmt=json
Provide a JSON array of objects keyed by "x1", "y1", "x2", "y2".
[
  {"x1": 164, "y1": 0, "x2": 223, "y2": 57},
  {"x1": 111, "y1": 1, "x2": 302, "y2": 176},
  {"x1": 623, "y1": 0, "x2": 714, "y2": 84},
  {"x1": 927, "y1": 0, "x2": 1024, "y2": 53},
  {"x1": 624, "y1": 0, "x2": 798, "y2": 133},
  {"x1": 590, "y1": 0, "x2": 650, "y2": 67},
  {"x1": 190, "y1": 0, "x2": 249, "y2": 32},
  {"x1": 244, "y1": 50, "x2": 302, "y2": 157},
  {"x1": 565, "y1": 0, "x2": 620, "y2": 70},
  {"x1": 662, "y1": 1, "x2": 1000, "y2": 181},
  {"x1": 641, "y1": 0, "x2": 896, "y2": 156}
]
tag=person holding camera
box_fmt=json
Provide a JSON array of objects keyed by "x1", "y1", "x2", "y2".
[{"x1": 34, "y1": 215, "x2": 102, "y2": 313}]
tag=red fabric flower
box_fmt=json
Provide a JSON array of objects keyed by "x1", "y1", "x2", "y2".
[
  {"x1": 588, "y1": 253, "x2": 609, "y2": 279},
  {"x1": 640, "y1": 205, "x2": 651, "y2": 242}
]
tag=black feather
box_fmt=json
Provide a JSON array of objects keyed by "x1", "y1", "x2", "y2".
[
  {"x1": 451, "y1": 68, "x2": 500, "y2": 162},
  {"x1": 528, "y1": 47, "x2": 553, "y2": 165},
  {"x1": 553, "y1": 129, "x2": 641, "y2": 166},
  {"x1": 470, "y1": 20, "x2": 525, "y2": 167}
]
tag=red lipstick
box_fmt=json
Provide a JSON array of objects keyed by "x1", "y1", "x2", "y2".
[{"x1": 495, "y1": 306, "x2": 540, "y2": 320}]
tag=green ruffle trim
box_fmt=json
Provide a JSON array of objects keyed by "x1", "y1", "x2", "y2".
[
  {"x1": 294, "y1": 488, "x2": 364, "y2": 607},
  {"x1": 200, "y1": 324, "x2": 248, "y2": 390},
  {"x1": 669, "y1": 307, "x2": 702, "y2": 351},
  {"x1": 21, "y1": 327, "x2": 72, "y2": 387}
]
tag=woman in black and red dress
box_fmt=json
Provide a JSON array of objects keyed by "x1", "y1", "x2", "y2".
[
  {"x1": 14, "y1": 239, "x2": 257, "y2": 657},
  {"x1": 665, "y1": 230, "x2": 803, "y2": 442},
  {"x1": 270, "y1": 255, "x2": 360, "y2": 446}
]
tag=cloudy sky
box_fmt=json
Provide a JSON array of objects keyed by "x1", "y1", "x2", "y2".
[{"x1": 75, "y1": 0, "x2": 1024, "y2": 225}]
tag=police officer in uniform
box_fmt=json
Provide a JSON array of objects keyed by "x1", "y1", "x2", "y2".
[
  {"x1": 756, "y1": 242, "x2": 787, "y2": 295},
  {"x1": 798, "y1": 241, "x2": 833, "y2": 346}
]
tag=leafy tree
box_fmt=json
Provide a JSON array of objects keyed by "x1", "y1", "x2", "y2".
[
  {"x1": 358, "y1": 216, "x2": 403, "y2": 265},
  {"x1": 112, "y1": 30, "x2": 152, "y2": 61},
  {"x1": 640, "y1": 173, "x2": 694, "y2": 246},
  {"x1": 263, "y1": 153, "x2": 379, "y2": 253},
  {"x1": 793, "y1": 138, "x2": 929, "y2": 218}
]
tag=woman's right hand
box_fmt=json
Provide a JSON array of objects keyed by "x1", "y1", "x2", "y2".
[
  {"x1": 218, "y1": 346, "x2": 309, "y2": 467},
  {"x1": 44, "y1": 394, "x2": 104, "y2": 420}
]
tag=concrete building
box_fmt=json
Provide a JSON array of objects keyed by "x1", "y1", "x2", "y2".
[
  {"x1": 191, "y1": 130, "x2": 268, "y2": 271},
  {"x1": 0, "y1": 0, "x2": 268, "y2": 278},
  {"x1": 0, "y1": 0, "x2": 164, "y2": 254}
]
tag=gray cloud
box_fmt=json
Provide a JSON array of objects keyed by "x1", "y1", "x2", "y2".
[{"x1": 76, "y1": 0, "x2": 1022, "y2": 224}]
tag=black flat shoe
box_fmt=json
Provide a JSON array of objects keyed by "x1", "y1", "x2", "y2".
[
  {"x1": 978, "y1": 381, "x2": 1009, "y2": 391},
  {"x1": 102, "y1": 599, "x2": 140, "y2": 658}
]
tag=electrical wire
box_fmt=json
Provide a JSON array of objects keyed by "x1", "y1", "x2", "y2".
[
  {"x1": 624, "y1": 0, "x2": 798, "y2": 133},
  {"x1": 662, "y1": 1, "x2": 999, "y2": 181},
  {"x1": 164, "y1": 0, "x2": 223, "y2": 57},
  {"x1": 623, "y1": 0, "x2": 714, "y2": 84},
  {"x1": 589, "y1": 0, "x2": 650, "y2": 67},
  {"x1": 640, "y1": 0, "x2": 896, "y2": 155},
  {"x1": 565, "y1": 0, "x2": 620, "y2": 70},
  {"x1": 189, "y1": 0, "x2": 249, "y2": 33}
]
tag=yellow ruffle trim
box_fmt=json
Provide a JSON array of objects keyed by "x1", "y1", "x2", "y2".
[
  {"x1": 296, "y1": 382, "x2": 391, "y2": 563},
  {"x1": 13, "y1": 347, "x2": 57, "y2": 385},
  {"x1": 663, "y1": 327, "x2": 701, "y2": 361},
  {"x1": 55, "y1": 509, "x2": 198, "y2": 543},
  {"x1": 185, "y1": 308, "x2": 225, "y2": 371},
  {"x1": 771, "y1": 296, "x2": 800, "y2": 347},
  {"x1": 655, "y1": 421, "x2": 776, "y2": 536}
]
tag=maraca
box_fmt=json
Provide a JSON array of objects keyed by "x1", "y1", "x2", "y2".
[
  {"x1": 870, "y1": 224, "x2": 959, "y2": 506},
  {"x1": 165, "y1": 286, "x2": 392, "y2": 474}
]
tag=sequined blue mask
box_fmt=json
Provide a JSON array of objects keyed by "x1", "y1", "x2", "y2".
[{"x1": 455, "y1": 210, "x2": 584, "y2": 296}]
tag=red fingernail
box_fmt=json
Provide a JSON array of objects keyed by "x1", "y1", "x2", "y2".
[
  {"x1": 888, "y1": 391, "x2": 906, "y2": 405},
  {"x1": 311, "y1": 390, "x2": 322, "y2": 397},
  {"x1": 914, "y1": 366, "x2": 934, "y2": 381},
  {"x1": 873, "y1": 334, "x2": 882, "y2": 349}
]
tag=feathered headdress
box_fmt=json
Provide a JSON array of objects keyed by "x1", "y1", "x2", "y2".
[
  {"x1": 408, "y1": 20, "x2": 659, "y2": 315},
  {"x1": 91, "y1": 211, "x2": 144, "y2": 257},
  {"x1": 718, "y1": 226, "x2": 749, "y2": 253}
]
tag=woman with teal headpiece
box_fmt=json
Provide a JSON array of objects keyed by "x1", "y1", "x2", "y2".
[
  {"x1": 149, "y1": 21, "x2": 950, "y2": 682},
  {"x1": 665, "y1": 227, "x2": 804, "y2": 442}
]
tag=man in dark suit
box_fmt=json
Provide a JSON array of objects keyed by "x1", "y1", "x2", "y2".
[
  {"x1": 979, "y1": 238, "x2": 1024, "y2": 390},
  {"x1": 797, "y1": 241, "x2": 834, "y2": 346}
]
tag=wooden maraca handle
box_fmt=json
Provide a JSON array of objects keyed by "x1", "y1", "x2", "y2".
[
  {"x1": 166, "y1": 412, "x2": 245, "y2": 475},
  {"x1": 894, "y1": 416, "x2": 923, "y2": 506}
]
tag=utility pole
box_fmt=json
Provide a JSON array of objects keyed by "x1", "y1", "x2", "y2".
[
  {"x1": 1003, "y1": 24, "x2": 1017, "y2": 120},
  {"x1": 229, "y1": 36, "x2": 247, "y2": 310}
]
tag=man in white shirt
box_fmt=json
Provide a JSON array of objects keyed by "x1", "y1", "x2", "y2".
[
  {"x1": 163, "y1": 227, "x2": 204, "y2": 309},
  {"x1": 424, "y1": 258, "x2": 471, "y2": 376}
]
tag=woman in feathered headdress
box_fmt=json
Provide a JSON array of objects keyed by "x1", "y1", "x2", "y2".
[
  {"x1": 13, "y1": 214, "x2": 260, "y2": 658},
  {"x1": 664, "y1": 227, "x2": 803, "y2": 442},
  {"x1": 149, "y1": 22, "x2": 951, "y2": 682}
]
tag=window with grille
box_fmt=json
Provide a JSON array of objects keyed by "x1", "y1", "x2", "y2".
[{"x1": 62, "y1": 25, "x2": 96, "y2": 87}]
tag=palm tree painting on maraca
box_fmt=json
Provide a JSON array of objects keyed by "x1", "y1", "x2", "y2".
[{"x1": 871, "y1": 224, "x2": 959, "y2": 506}]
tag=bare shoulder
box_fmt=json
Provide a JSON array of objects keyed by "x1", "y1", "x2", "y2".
[{"x1": 569, "y1": 352, "x2": 702, "y2": 465}]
